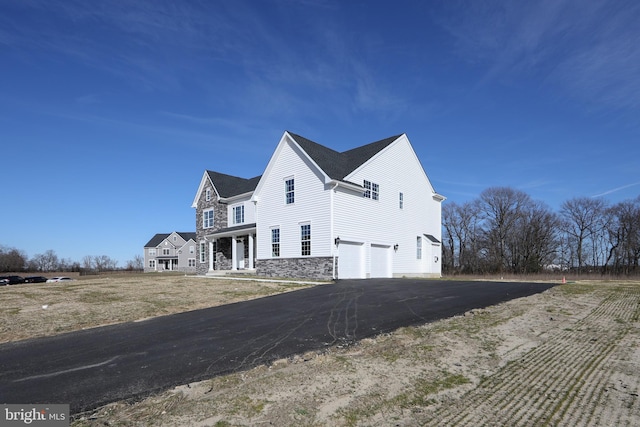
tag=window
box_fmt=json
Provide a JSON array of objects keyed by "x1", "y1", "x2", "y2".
[
  {"x1": 417, "y1": 236, "x2": 422, "y2": 259},
  {"x1": 399, "y1": 192, "x2": 404, "y2": 209},
  {"x1": 301, "y1": 224, "x2": 311, "y2": 256},
  {"x1": 271, "y1": 228, "x2": 280, "y2": 257},
  {"x1": 149, "y1": 249, "x2": 156, "y2": 256},
  {"x1": 188, "y1": 259, "x2": 196, "y2": 267},
  {"x1": 233, "y1": 205, "x2": 245, "y2": 224},
  {"x1": 199, "y1": 242, "x2": 207, "y2": 263},
  {"x1": 285, "y1": 178, "x2": 295, "y2": 204},
  {"x1": 189, "y1": 245, "x2": 194, "y2": 254},
  {"x1": 149, "y1": 259, "x2": 156, "y2": 269},
  {"x1": 205, "y1": 188, "x2": 211, "y2": 201},
  {"x1": 173, "y1": 235, "x2": 177, "y2": 242},
  {"x1": 364, "y1": 180, "x2": 379, "y2": 200},
  {"x1": 163, "y1": 248, "x2": 170, "y2": 255},
  {"x1": 203, "y1": 209, "x2": 214, "y2": 228}
]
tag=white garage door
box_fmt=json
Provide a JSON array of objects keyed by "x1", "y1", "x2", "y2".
[
  {"x1": 338, "y1": 241, "x2": 364, "y2": 279},
  {"x1": 370, "y1": 244, "x2": 392, "y2": 278}
]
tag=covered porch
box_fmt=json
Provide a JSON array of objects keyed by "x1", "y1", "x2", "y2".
[{"x1": 204, "y1": 223, "x2": 256, "y2": 273}]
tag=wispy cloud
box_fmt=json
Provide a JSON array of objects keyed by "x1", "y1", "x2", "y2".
[{"x1": 437, "y1": 0, "x2": 640, "y2": 111}]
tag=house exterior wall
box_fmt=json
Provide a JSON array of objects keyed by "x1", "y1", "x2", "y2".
[
  {"x1": 335, "y1": 136, "x2": 442, "y2": 277},
  {"x1": 255, "y1": 138, "x2": 332, "y2": 260},
  {"x1": 254, "y1": 137, "x2": 333, "y2": 279},
  {"x1": 227, "y1": 198, "x2": 256, "y2": 228},
  {"x1": 195, "y1": 178, "x2": 228, "y2": 275},
  {"x1": 144, "y1": 234, "x2": 197, "y2": 273},
  {"x1": 177, "y1": 239, "x2": 197, "y2": 272}
]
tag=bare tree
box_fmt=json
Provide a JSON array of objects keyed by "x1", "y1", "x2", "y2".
[
  {"x1": 93, "y1": 255, "x2": 118, "y2": 272},
  {"x1": 442, "y1": 201, "x2": 481, "y2": 273},
  {"x1": 478, "y1": 187, "x2": 532, "y2": 273},
  {"x1": 125, "y1": 254, "x2": 144, "y2": 271},
  {"x1": 82, "y1": 255, "x2": 94, "y2": 271},
  {"x1": 604, "y1": 198, "x2": 640, "y2": 274},
  {"x1": 559, "y1": 197, "x2": 608, "y2": 273},
  {"x1": 0, "y1": 245, "x2": 27, "y2": 272},
  {"x1": 31, "y1": 250, "x2": 60, "y2": 272}
]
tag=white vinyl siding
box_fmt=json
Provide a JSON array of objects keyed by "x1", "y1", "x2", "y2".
[
  {"x1": 255, "y1": 137, "x2": 331, "y2": 260},
  {"x1": 336, "y1": 135, "x2": 442, "y2": 276}
]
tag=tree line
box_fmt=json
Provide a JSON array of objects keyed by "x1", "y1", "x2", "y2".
[
  {"x1": 0, "y1": 247, "x2": 144, "y2": 273},
  {"x1": 443, "y1": 187, "x2": 640, "y2": 276}
]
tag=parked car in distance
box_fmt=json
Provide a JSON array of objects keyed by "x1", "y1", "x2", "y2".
[
  {"x1": 0, "y1": 275, "x2": 26, "y2": 285},
  {"x1": 24, "y1": 276, "x2": 49, "y2": 283},
  {"x1": 0, "y1": 277, "x2": 9, "y2": 286},
  {"x1": 46, "y1": 277, "x2": 73, "y2": 283}
]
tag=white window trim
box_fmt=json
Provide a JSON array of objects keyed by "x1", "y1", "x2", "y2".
[
  {"x1": 300, "y1": 222, "x2": 311, "y2": 257},
  {"x1": 199, "y1": 241, "x2": 207, "y2": 263},
  {"x1": 203, "y1": 208, "x2": 214, "y2": 229},
  {"x1": 233, "y1": 204, "x2": 245, "y2": 225},
  {"x1": 364, "y1": 180, "x2": 379, "y2": 200},
  {"x1": 271, "y1": 226, "x2": 280, "y2": 258},
  {"x1": 285, "y1": 176, "x2": 295, "y2": 205}
]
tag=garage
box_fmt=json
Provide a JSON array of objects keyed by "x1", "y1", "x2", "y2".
[
  {"x1": 370, "y1": 244, "x2": 392, "y2": 278},
  {"x1": 337, "y1": 241, "x2": 364, "y2": 279}
]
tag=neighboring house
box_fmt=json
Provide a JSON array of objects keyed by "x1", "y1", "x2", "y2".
[
  {"x1": 144, "y1": 232, "x2": 197, "y2": 273},
  {"x1": 192, "y1": 131, "x2": 445, "y2": 280}
]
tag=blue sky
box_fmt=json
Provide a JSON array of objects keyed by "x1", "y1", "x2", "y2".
[{"x1": 2, "y1": 0, "x2": 639, "y2": 266}]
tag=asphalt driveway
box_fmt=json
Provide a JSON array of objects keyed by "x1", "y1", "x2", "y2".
[{"x1": 0, "y1": 279, "x2": 555, "y2": 413}]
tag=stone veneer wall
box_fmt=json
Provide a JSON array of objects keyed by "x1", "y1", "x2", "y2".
[
  {"x1": 195, "y1": 180, "x2": 229, "y2": 276},
  {"x1": 256, "y1": 257, "x2": 334, "y2": 280}
]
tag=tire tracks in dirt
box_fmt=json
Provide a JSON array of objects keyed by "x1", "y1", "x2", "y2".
[{"x1": 422, "y1": 286, "x2": 640, "y2": 426}]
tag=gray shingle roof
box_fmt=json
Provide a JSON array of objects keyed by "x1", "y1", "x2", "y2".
[
  {"x1": 206, "y1": 171, "x2": 261, "y2": 198},
  {"x1": 144, "y1": 232, "x2": 196, "y2": 247},
  {"x1": 287, "y1": 132, "x2": 402, "y2": 181}
]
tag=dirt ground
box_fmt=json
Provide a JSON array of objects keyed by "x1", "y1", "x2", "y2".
[{"x1": 1, "y1": 275, "x2": 639, "y2": 426}]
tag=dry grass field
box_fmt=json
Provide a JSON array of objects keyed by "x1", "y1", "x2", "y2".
[{"x1": 1, "y1": 274, "x2": 639, "y2": 426}]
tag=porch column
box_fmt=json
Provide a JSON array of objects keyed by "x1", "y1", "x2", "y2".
[
  {"x1": 248, "y1": 234, "x2": 254, "y2": 269},
  {"x1": 208, "y1": 241, "x2": 214, "y2": 272},
  {"x1": 231, "y1": 235, "x2": 238, "y2": 270}
]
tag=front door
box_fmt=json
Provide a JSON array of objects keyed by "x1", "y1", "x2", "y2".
[{"x1": 236, "y1": 240, "x2": 245, "y2": 269}]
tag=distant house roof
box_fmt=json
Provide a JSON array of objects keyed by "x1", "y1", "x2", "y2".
[
  {"x1": 287, "y1": 132, "x2": 402, "y2": 182},
  {"x1": 144, "y1": 232, "x2": 197, "y2": 248},
  {"x1": 206, "y1": 171, "x2": 261, "y2": 198}
]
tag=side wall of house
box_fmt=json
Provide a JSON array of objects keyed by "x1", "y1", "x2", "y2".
[
  {"x1": 335, "y1": 136, "x2": 442, "y2": 277},
  {"x1": 254, "y1": 138, "x2": 333, "y2": 279}
]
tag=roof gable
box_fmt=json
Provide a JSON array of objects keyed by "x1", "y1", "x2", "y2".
[
  {"x1": 144, "y1": 232, "x2": 196, "y2": 247},
  {"x1": 206, "y1": 171, "x2": 261, "y2": 198},
  {"x1": 287, "y1": 132, "x2": 402, "y2": 181}
]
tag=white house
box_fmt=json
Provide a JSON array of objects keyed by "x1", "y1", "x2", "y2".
[{"x1": 192, "y1": 131, "x2": 444, "y2": 280}]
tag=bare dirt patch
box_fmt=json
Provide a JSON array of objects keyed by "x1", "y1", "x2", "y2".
[{"x1": 3, "y1": 276, "x2": 639, "y2": 426}]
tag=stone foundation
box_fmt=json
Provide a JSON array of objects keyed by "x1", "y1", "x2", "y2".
[{"x1": 256, "y1": 257, "x2": 334, "y2": 280}]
